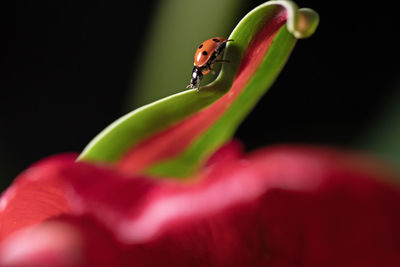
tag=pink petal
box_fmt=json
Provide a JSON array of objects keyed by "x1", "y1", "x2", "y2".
[
  {"x1": 65, "y1": 144, "x2": 400, "y2": 266},
  {"x1": 2, "y1": 144, "x2": 400, "y2": 266},
  {"x1": 0, "y1": 216, "x2": 119, "y2": 267},
  {"x1": 0, "y1": 154, "x2": 77, "y2": 241}
]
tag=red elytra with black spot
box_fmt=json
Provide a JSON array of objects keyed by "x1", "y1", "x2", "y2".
[{"x1": 194, "y1": 37, "x2": 227, "y2": 74}]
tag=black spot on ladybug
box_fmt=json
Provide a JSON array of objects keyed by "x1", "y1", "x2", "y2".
[
  {"x1": 198, "y1": 44, "x2": 203, "y2": 49},
  {"x1": 212, "y1": 38, "x2": 220, "y2": 42},
  {"x1": 202, "y1": 51, "x2": 208, "y2": 56}
]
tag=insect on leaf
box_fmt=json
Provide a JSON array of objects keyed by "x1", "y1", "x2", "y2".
[{"x1": 78, "y1": 0, "x2": 319, "y2": 178}]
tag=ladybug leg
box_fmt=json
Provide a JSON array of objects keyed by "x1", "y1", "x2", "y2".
[
  {"x1": 196, "y1": 69, "x2": 204, "y2": 92},
  {"x1": 209, "y1": 65, "x2": 216, "y2": 75},
  {"x1": 196, "y1": 79, "x2": 201, "y2": 93}
]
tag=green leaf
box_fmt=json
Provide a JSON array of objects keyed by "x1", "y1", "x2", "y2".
[{"x1": 78, "y1": 0, "x2": 319, "y2": 178}]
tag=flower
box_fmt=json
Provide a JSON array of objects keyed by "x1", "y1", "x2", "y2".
[{"x1": 1, "y1": 142, "x2": 400, "y2": 266}]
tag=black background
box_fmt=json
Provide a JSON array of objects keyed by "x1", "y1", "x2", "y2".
[{"x1": 1, "y1": 0, "x2": 399, "y2": 190}]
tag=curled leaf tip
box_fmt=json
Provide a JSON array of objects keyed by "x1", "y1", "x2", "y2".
[
  {"x1": 274, "y1": 0, "x2": 319, "y2": 39},
  {"x1": 294, "y1": 8, "x2": 319, "y2": 38}
]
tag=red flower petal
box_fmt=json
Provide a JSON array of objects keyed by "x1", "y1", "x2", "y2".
[
  {"x1": 0, "y1": 216, "x2": 119, "y2": 267},
  {"x1": 2, "y1": 144, "x2": 400, "y2": 266},
  {"x1": 0, "y1": 154, "x2": 77, "y2": 241},
  {"x1": 123, "y1": 146, "x2": 400, "y2": 265}
]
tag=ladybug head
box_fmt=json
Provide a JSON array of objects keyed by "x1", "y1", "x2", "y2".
[{"x1": 187, "y1": 66, "x2": 203, "y2": 92}]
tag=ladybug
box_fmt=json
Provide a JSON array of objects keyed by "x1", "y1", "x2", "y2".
[{"x1": 187, "y1": 37, "x2": 232, "y2": 92}]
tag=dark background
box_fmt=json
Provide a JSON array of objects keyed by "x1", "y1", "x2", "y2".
[{"x1": 1, "y1": 0, "x2": 399, "y2": 190}]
